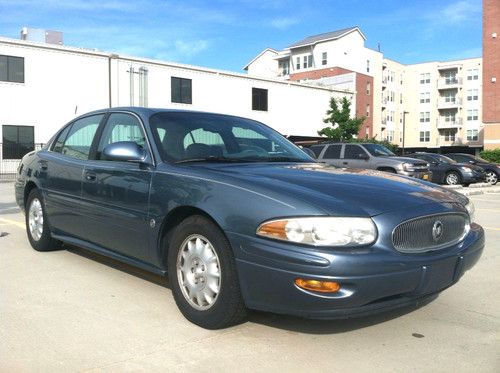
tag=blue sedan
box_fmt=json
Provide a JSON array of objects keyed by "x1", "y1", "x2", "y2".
[{"x1": 15, "y1": 108, "x2": 484, "y2": 329}]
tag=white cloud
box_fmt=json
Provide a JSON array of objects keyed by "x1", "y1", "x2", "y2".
[
  {"x1": 270, "y1": 17, "x2": 299, "y2": 29},
  {"x1": 174, "y1": 39, "x2": 210, "y2": 58},
  {"x1": 426, "y1": 0, "x2": 481, "y2": 24}
]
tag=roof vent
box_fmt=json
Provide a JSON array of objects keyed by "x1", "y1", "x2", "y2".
[{"x1": 20, "y1": 27, "x2": 63, "y2": 45}]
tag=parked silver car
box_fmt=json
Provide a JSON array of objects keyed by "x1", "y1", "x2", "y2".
[{"x1": 310, "y1": 143, "x2": 432, "y2": 180}]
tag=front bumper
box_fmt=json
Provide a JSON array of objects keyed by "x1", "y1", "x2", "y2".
[
  {"x1": 229, "y1": 223, "x2": 484, "y2": 319},
  {"x1": 462, "y1": 171, "x2": 486, "y2": 184},
  {"x1": 398, "y1": 170, "x2": 432, "y2": 181}
]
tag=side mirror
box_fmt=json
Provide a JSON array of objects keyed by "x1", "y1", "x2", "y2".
[
  {"x1": 102, "y1": 141, "x2": 147, "y2": 162},
  {"x1": 358, "y1": 153, "x2": 369, "y2": 160}
]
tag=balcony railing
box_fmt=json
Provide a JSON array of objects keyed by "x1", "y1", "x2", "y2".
[
  {"x1": 438, "y1": 97, "x2": 462, "y2": 109},
  {"x1": 437, "y1": 77, "x2": 462, "y2": 89},
  {"x1": 381, "y1": 97, "x2": 388, "y2": 106},
  {"x1": 437, "y1": 118, "x2": 463, "y2": 129}
]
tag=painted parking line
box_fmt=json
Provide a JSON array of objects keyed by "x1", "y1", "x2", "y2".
[
  {"x1": 484, "y1": 227, "x2": 500, "y2": 231},
  {"x1": 470, "y1": 198, "x2": 500, "y2": 203},
  {"x1": 476, "y1": 208, "x2": 500, "y2": 212},
  {"x1": 0, "y1": 218, "x2": 25, "y2": 229}
]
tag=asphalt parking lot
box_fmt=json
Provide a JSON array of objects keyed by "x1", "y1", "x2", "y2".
[{"x1": 0, "y1": 182, "x2": 499, "y2": 372}]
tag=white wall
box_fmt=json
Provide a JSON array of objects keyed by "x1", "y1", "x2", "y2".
[
  {"x1": 0, "y1": 38, "x2": 352, "y2": 151},
  {"x1": 245, "y1": 49, "x2": 279, "y2": 78},
  {"x1": 0, "y1": 40, "x2": 109, "y2": 143}
]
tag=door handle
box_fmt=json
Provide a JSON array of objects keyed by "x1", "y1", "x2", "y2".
[{"x1": 84, "y1": 171, "x2": 96, "y2": 182}]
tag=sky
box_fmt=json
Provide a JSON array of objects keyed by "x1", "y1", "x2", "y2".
[{"x1": 0, "y1": 0, "x2": 482, "y2": 73}]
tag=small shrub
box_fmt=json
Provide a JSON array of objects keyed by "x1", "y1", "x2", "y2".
[{"x1": 479, "y1": 148, "x2": 500, "y2": 163}]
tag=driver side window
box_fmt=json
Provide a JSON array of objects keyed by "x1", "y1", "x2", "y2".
[{"x1": 97, "y1": 113, "x2": 146, "y2": 160}]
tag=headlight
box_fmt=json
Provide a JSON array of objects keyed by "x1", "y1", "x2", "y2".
[
  {"x1": 461, "y1": 166, "x2": 473, "y2": 173},
  {"x1": 465, "y1": 201, "x2": 475, "y2": 223},
  {"x1": 256, "y1": 217, "x2": 377, "y2": 246},
  {"x1": 403, "y1": 163, "x2": 415, "y2": 172}
]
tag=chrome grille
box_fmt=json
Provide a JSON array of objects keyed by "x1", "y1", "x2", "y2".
[{"x1": 392, "y1": 213, "x2": 469, "y2": 253}]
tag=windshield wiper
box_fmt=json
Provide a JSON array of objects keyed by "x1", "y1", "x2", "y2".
[
  {"x1": 263, "y1": 156, "x2": 313, "y2": 163},
  {"x1": 174, "y1": 156, "x2": 243, "y2": 164}
]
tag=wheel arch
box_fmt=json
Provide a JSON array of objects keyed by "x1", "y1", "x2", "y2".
[
  {"x1": 376, "y1": 166, "x2": 397, "y2": 173},
  {"x1": 24, "y1": 180, "x2": 40, "y2": 208},
  {"x1": 156, "y1": 205, "x2": 227, "y2": 270}
]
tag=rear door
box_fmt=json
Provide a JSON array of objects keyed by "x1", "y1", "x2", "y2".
[
  {"x1": 41, "y1": 114, "x2": 104, "y2": 238},
  {"x1": 320, "y1": 144, "x2": 343, "y2": 166},
  {"x1": 341, "y1": 144, "x2": 370, "y2": 169},
  {"x1": 81, "y1": 112, "x2": 153, "y2": 263}
]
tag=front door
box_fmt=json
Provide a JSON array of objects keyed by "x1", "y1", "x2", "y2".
[
  {"x1": 342, "y1": 144, "x2": 370, "y2": 169},
  {"x1": 81, "y1": 112, "x2": 153, "y2": 263}
]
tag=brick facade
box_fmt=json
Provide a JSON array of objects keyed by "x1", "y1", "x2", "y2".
[
  {"x1": 483, "y1": 0, "x2": 500, "y2": 123},
  {"x1": 289, "y1": 67, "x2": 374, "y2": 138},
  {"x1": 483, "y1": 0, "x2": 500, "y2": 149}
]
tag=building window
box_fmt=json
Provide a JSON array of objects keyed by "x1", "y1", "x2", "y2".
[
  {"x1": 420, "y1": 73, "x2": 430, "y2": 84},
  {"x1": 2, "y1": 125, "x2": 34, "y2": 159},
  {"x1": 467, "y1": 129, "x2": 479, "y2": 141},
  {"x1": 420, "y1": 92, "x2": 430, "y2": 103},
  {"x1": 419, "y1": 112, "x2": 430, "y2": 123},
  {"x1": 443, "y1": 110, "x2": 456, "y2": 122},
  {"x1": 322, "y1": 52, "x2": 327, "y2": 66},
  {"x1": 467, "y1": 68, "x2": 479, "y2": 80},
  {"x1": 442, "y1": 70, "x2": 457, "y2": 84},
  {"x1": 467, "y1": 109, "x2": 479, "y2": 121},
  {"x1": 467, "y1": 89, "x2": 479, "y2": 101},
  {"x1": 366, "y1": 60, "x2": 370, "y2": 73},
  {"x1": 389, "y1": 91, "x2": 395, "y2": 102},
  {"x1": 419, "y1": 131, "x2": 430, "y2": 142},
  {"x1": 302, "y1": 55, "x2": 313, "y2": 69},
  {"x1": 366, "y1": 104, "x2": 370, "y2": 117},
  {"x1": 252, "y1": 88, "x2": 268, "y2": 111},
  {"x1": 443, "y1": 90, "x2": 456, "y2": 103},
  {"x1": 442, "y1": 129, "x2": 456, "y2": 142},
  {"x1": 400, "y1": 93, "x2": 403, "y2": 104},
  {"x1": 278, "y1": 60, "x2": 289, "y2": 76},
  {"x1": 366, "y1": 81, "x2": 371, "y2": 95},
  {"x1": 387, "y1": 130, "x2": 394, "y2": 142},
  {"x1": 171, "y1": 77, "x2": 192, "y2": 104},
  {"x1": 0, "y1": 54, "x2": 25, "y2": 83},
  {"x1": 296, "y1": 57, "x2": 301, "y2": 70}
]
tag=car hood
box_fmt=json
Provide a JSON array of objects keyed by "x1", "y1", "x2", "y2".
[
  {"x1": 454, "y1": 163, "x2": 485, "y2": 172},
  {"x1": 385, "y1": 156, "x2": 428, "y2": 164},
  {"x1": 188, "y1": 162, "x2": 468, "y2": 216}
]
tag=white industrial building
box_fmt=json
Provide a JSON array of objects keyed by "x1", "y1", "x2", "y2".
[{"x1": 0, "y1": 32, "x2": 353, "y2": 173}]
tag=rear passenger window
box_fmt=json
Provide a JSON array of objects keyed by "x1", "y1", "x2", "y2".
[
  {"x1": 344, "y1": 145, "x2": 366, "y2": 159},
  {"x1": 61, "y1": 115, "x2": 103, "y2": 160},
  {"x1": 323, "y1": 145, "x2": 341, "y2": 159},
  {"x1": 310, "y1": 145, "x2": 325, "y2": 157}
]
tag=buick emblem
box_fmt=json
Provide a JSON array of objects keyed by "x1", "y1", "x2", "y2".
[{"x1": 432, "y1": 220, "x2": 443, "y2": 242}]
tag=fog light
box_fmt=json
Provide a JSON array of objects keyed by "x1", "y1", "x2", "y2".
[{"x1": 295, "y1": 278, "x2": 340, "y2": 293}]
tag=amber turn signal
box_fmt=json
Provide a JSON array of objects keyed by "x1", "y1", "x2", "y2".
[{"x1": 294, "y1": 278, "x2": 340, "y2": 293}]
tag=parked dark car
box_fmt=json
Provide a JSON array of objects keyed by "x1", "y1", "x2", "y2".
[
  {"x1": 409, "y1": 153, "x2": 486, "y2": 186},
  {"x1": 310, "y1": 143, "x2": 432, "y2": 181},
  {"x1": 446, "y1": 153, "x2": 499, "y2": 185},
  {"x1": 15, "y1": 108, "x2": 484, "y2": 329}
]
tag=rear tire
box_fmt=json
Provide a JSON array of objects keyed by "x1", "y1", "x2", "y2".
[
  {"x1": 167, "y1": 215, "x2": 247, "y2": 329},
  {"x1": 485, "y1": 171, "x2": 498, "y2": 185},
  {"x1": 25, "y1": 189, "x2": 62, "y2": 252}
]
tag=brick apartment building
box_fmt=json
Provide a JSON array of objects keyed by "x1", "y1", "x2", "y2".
[
  {"x1": 483, "y1": 0, "x2": 500, "y2": 149},
  {"x1": 245, "y1": 27, "x2": 486, "y2": 154}
]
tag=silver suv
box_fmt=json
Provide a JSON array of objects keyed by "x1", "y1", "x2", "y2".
[{"x1": 310, "y1": 143, "x2": 432, "y2": 181}]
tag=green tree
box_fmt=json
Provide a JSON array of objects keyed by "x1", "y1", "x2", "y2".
[{"x1": 318, "y1": 97, "x2": 365, "y2": 141}]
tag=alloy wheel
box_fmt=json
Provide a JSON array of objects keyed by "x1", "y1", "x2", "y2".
[
  {"x1": 176, "y1": 234, "x2": 221, "y2": 311},
  {"x1": 485, "y1": 171, "x2": 498, "y2": 185},
  {"x1": 446, "y1": 173, "x2": 459, "y2": 185},
  {"x1": 28, "y1": 198, "x2": 44, "y2": 241}
]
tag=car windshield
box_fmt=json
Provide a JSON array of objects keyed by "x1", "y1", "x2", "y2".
[
  {"x1": 363, "y1": 144, "x2": 395, "y2": 157},
  {"x1": 434, "y1": 154, "x2": 456, "y2": 164},
  {"x1": 149, "y1": 112, "x2": 315, "y2": 164}
]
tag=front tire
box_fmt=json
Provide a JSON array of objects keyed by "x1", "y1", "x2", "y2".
[
  {"x1": 25, "y1": 189, "x2": 62, "y2": 251},
  {"x1": 445, "y1": 171, "x2": 461, "y2": 186},
  {"x1": 167, "y1": 215, "x2": 247, "y2": 329}
]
